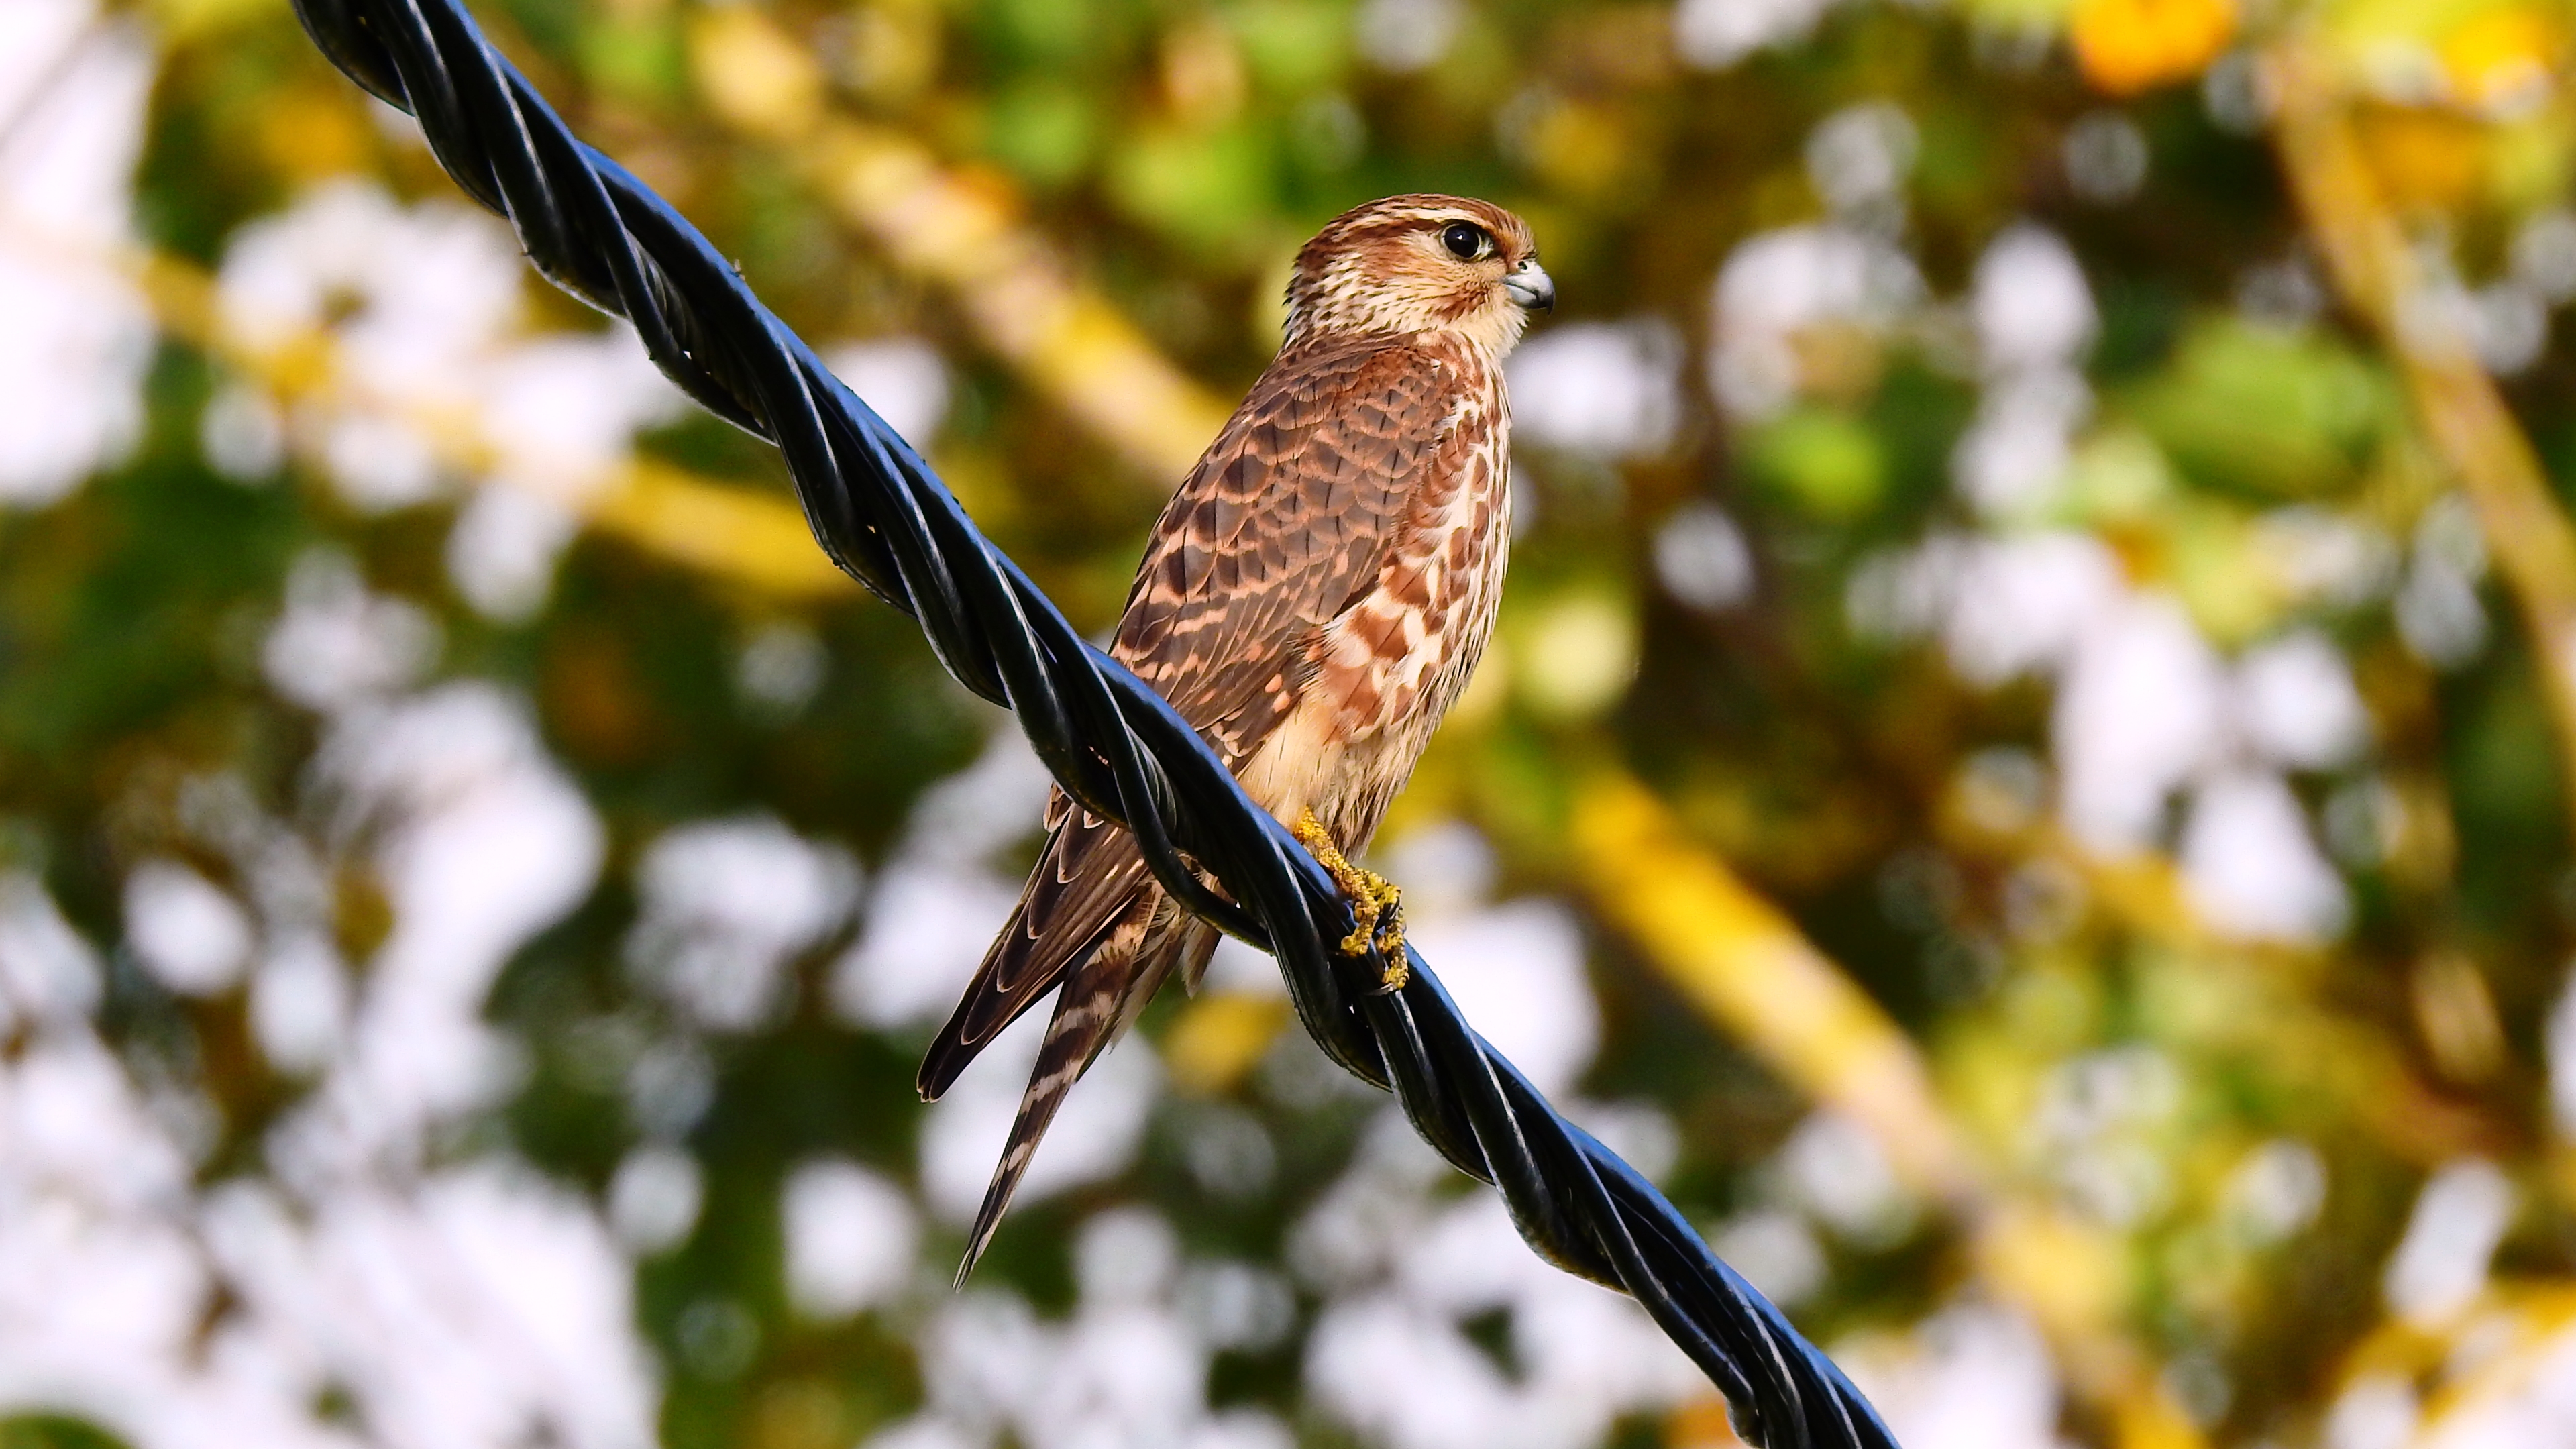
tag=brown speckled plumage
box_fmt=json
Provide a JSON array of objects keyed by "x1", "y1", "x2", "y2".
[{"x1": 918, "y1": 195, "x2": 1550, "y2": 1279}]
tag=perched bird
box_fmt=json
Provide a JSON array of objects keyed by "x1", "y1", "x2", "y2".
[{"x1": 918, "y1": 194, "x2": 1553, "y2": 1279}]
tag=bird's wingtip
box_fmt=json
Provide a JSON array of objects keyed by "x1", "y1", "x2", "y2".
[{"x1": 916, "y1": 1035, "x2": 969, "y2": 1103}]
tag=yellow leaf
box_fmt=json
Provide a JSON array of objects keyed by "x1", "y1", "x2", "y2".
[
  {"x1": 690, "y1": 9, "x2": 824, "y2": 142},
  {"x1": 2070, "y1": 0, "x2": 2236, "y2": 95},
  {"x1": 1162, "y1": 991, "x2": 1292, "y2": 1096},
  {"x1": 2440, "y1": 7, "x2": 2559, "y2": 115}
]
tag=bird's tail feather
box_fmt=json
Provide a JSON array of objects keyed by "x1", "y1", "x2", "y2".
[{"x1": 954, "y1": 904, "x2": 1212, "y2": 1284}]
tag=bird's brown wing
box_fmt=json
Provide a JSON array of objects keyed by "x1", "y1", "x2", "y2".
[
  {"x1": 1109, "y1": 338, "x2": 1452, "y2": 757},
  {"x1": 914, "y1": 338, "x2": 1456, "y2": 1101}
]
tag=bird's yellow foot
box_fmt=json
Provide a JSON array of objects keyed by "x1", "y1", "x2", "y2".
[
  {"x1": 1371, "y1": 892, "x2": 1408, "y2": 991},
  {"x1": 1293, "y1": 809, "x2": 1409, "y2": 990}
]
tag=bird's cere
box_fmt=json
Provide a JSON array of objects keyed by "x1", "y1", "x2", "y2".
[{"x1": 1505, "y1": 259, "x2": 1556, "y2": 313}]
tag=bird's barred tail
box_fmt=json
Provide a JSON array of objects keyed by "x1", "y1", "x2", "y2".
[{"x1": 954, "y1": 928, "x2": 1138, "y2": 1285}]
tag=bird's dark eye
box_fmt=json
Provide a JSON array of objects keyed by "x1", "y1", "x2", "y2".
[{"x1": 1440, "y1": 221, "x2": 1493, "y2": 261}]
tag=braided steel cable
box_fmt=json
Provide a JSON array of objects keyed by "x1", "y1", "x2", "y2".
[{"x1": 284, "y1": 3, "x2": 1902, "y2": 1444}]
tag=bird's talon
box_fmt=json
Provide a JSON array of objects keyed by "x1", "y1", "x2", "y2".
[
  {"x1": 1338, "y1": 907, "x2": 1379, "y2": 957},
  {"x1": 1373, "y1": 888, "x2": 1408, "y2": 991},
  {"x1": 1371, "y1": 890, "x2": 1406, "y2": 960},
  {"x1": 1297, "y1": 809, "x2": 1409, "y2": 968}
]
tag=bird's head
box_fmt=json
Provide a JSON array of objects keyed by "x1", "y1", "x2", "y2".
[{"x1": 1281, "y1": 194, "x2": 1553, "y2": 356}]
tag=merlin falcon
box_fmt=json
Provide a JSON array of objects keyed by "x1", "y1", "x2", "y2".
[{"x1": 919, "y1": 195, "x2": 1554, "y2": 1277}]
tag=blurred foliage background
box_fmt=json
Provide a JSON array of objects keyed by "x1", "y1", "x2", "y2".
[{"x1": 9, "y1": 0, "x2": 2576, "y2": 1446}]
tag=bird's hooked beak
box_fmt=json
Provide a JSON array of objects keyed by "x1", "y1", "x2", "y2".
[{"x1": 1504, "y1": 257, "x2": 1555, "y2": 313}]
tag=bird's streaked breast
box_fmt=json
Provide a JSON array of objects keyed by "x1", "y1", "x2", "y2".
[{"x1": 1311, "y1": 337, "x2": 1511, "y2": 747}]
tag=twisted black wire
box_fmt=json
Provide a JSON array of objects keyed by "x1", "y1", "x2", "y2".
[{"x1": 283, "y1": 4, "x2": 1902, "y2": 1444}]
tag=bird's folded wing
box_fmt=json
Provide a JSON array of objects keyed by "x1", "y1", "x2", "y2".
[
  {"x1": 1111, "y1": 337, "x2": 1456, "y2": 760},
  {"x1": 916, "y1": 337, "x2": 1459, "y2": 1099}
]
